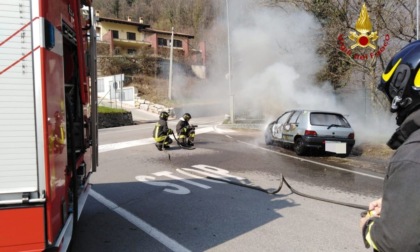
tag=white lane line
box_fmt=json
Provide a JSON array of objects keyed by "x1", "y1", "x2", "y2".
[
  {"x1": 238, "y1": 140, "x2": 384, "y2": 180},
  {"x1": 99, "y1": 138, "x2": 155, "y2": 153},
  {"x1": 89, "y1": 189, "x2": 191, "y2": 252},
  {"x1": 99, "y1": 126, "x2": 214, "y2": 153}
]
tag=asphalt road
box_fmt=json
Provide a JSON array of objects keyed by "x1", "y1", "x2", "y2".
[{"x1": 70, "y1": 116, "x2": 384, "y2": 251}]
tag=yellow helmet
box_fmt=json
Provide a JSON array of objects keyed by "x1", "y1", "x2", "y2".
[
  {"x1": 378, "y1": 41, "x2": 420, "y2": 125},
  {"x1": 160, "y1": 111, "x2": 169, "y2": 120}
]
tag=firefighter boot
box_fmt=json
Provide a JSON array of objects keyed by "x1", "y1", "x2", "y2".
[
  {"x1": 180, "y1": 138, "x2": 187, "y2": 147},
  {"x1": 155, "y1": 143, "x2": 163, "y2": 151},
  {"x1": 188, "y1": 137, "x2": 194, "y2": 146},
  {"x1": 163, "y1": 136, "x2": 173, "y2": 149}
]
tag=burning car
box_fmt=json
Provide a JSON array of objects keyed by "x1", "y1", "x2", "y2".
[{"x1": 264, "y1": 110, "x2": 355, "y2": 157}]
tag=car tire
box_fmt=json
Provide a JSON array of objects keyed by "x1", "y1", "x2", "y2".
[
  {"x1": 264, "y1": 126, "x2": 274, "y2": 145},
  {"x1": 294, "y1": 137, "x2": 307, "y2": 156}
]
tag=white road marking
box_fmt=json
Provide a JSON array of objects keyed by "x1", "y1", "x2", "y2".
[
  {"x1": 99, "y1": 126, "x2": 214, "y2": 153},
  {"x1": 99, "y1": 138, "x2": 155, "y2": 153},
  {"x1": 89, "y1": 189, "x2": 191, "y2": 252},
  {"x1": 237, "y1": 140, "x2": 384, "y2": 180},
  {"x1": 153, "y1": 171, "x2": 211, "y2": 189},
  {"x1": 135, "y1": 176, "x2": 191, "y2": 194},
  {"x1": 176, "y1": 168, "x2": 226, "y2": 184}
]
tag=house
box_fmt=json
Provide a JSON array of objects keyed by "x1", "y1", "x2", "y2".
[
  {"x1": 94, "y1": 11, "x2": 205, "y2": 68},
  {"x1": 97, "y1": 74, "x2": 140, "y2": 108}
]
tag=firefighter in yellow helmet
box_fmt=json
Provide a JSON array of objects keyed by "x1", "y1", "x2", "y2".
[
  {"x1": 176, "y1": 113, "x2": 195, "y2": 147},
  {"x1": 153, "y1": 111, "x2": 173, "y2": 151},
  {"x1": 360, "y1": 40, "x2": 420, "y2": 252}
]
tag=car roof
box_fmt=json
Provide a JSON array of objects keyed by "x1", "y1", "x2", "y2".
[{"x1": 286, "y1": 109, "x2": 343, "y2": 115}]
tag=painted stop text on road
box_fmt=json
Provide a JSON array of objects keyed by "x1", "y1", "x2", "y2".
[{"x1": 135, "y1": 164, "x2": 244, "y2": 195}]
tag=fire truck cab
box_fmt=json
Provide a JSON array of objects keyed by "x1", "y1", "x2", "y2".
[{"x1": 0, "y1": 0, "x2": 98, "y2": 251}]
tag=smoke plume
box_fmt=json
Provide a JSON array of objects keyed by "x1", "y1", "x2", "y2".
[{"x1": 173, "y1": 0, "x2": 396, "y2": 145}]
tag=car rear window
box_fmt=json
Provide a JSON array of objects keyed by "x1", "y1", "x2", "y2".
[{"x1": 310, "y1": 113, "x2": 350, "y2": 127}]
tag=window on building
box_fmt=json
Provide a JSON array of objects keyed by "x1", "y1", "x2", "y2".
[
  {"x1": 173, "y1": 39, "x2": 182, "y2": 48},
  {"x1": 112, "y1": 30, "x2": 119, "y2": 39},
  {"x1": 127, "y1": 32, "x2": 136, "y2": 40},
  {"x1": 127, "y1": 49, "x2": 137, "y2": 55},
  {"x1": 158, "y1": 38, "x2": 167, "y2": 46}
]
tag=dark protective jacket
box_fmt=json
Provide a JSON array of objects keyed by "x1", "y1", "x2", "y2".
[
  {"x1": 176, "y1": 118, "x2": 190, "y2": 135},
  {"x1": 153, "y1": 119, "x2": 171, "y2": 139},
  {"x1": 364, "y1": 110, "x2": 420, "y2": 252}
]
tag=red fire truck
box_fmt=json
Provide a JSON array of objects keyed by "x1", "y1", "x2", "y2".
[{"x1": 0, "y1": 0, "x2": 98, "y2": 251}]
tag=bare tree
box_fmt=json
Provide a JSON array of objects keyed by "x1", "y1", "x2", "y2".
[{"x1": 257, "y1": 0, "x2": 416, "y2": 112}]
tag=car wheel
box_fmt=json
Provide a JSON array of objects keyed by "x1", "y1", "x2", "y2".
[
  {"x1": 264, "y1": 126, "x2": 274, "y2": 145},
  {"x1": 294, "y1": 137, "x2": 306, "y2": 155}
]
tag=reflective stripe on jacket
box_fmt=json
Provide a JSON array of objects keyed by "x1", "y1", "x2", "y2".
[{"x1": 153, "y1": 119, "x2": 170, "y2": 141}]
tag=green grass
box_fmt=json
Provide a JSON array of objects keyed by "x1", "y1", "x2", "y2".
[{"x1": 98, "y1": 106, "x2": 127, "y2": 113}]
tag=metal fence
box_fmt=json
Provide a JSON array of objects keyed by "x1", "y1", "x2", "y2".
[{"x1": 98, "y1": 86, "x2": 137, "y2": 109}]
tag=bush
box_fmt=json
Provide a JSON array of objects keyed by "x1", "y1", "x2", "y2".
[
  {"x1": 97, "y1": 106, "x2": 134, "y2": 128},
  {"x1": 98, "y1": 106, "x2": 127, "y2": 114}
]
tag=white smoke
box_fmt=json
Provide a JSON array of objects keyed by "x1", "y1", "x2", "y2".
[{"x1": 175, "y1": 0, "x2": 397, "y2": 145}]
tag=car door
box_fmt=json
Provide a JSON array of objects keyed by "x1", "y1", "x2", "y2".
[
  {"x1": 282, "y1": 110, "x2": 301, "y2": 143},
  {"x1": 273, "y1": 111, "x2": 293, "y2": 140}
]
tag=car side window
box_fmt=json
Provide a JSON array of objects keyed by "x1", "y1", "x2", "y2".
[
  {"x1": 289, "y1": 111, "x2": 301, "y2": 124},
  {"x1": 277, "y1": 112, "x2": 292, "y2": 125}
]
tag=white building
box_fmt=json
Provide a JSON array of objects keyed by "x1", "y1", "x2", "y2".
[{"x1": 97, "y1": 74, "x2": 137, "y2": 107}]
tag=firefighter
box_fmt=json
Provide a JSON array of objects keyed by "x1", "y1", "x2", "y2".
[
  {"x1": 176, "y1": 113, "x2": 195, "y2": 147},
  {"x1": 360, "y1": 40, "x2": 420, "y2": 251},
  {"x1": 153, "y1": 111, "x2": 173, "y2": 151}
]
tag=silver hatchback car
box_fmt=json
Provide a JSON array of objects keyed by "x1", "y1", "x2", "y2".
[{"x1": 264, "y1": 110, "x2": 355, "y2": 157}]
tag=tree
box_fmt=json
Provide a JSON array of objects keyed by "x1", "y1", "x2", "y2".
[
  {"x1": 258, "y1": 0, "x2": 416, "y2": 112},
  {"x1": 126, "y1": 0, "x2": 135, "y2": 7},
  {"x1": 98, "y1": 46, "x2": 156, "y2": 76},
  {"x1": 112, "y1": 0, "x2": 121, "y2": 18}
]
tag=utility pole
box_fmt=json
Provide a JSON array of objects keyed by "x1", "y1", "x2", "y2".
[
  {"x1": 226, "y1": 0, "x2": 234, "y2": 123},
  {"x1": 168, "y1": 27, "x2": 174, "y2": 100},
  {"x1": 120, "y1": 73, "x2": 123, "y2": 109},
  {"x1": 113, "y1": 75, "x2": 117, "y2": 108}
]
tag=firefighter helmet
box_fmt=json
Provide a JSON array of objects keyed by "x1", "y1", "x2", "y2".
[
  {"x1": 160, "y1": 111, "x2": 169, "y2": 120},
  {"x1": 378, "y1": 40, "x2": 420, "y2": 125},
  {"x1": 183, "y1": 113, "x2": 191, "y2": 121}
]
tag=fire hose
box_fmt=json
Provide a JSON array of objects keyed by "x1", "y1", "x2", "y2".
[
  {"x1": 164, "y1": 127, "x2": 369, "y2": 212},
  {"x1": 206, "y1": 174, "x2": 368, "y2": 211}
]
